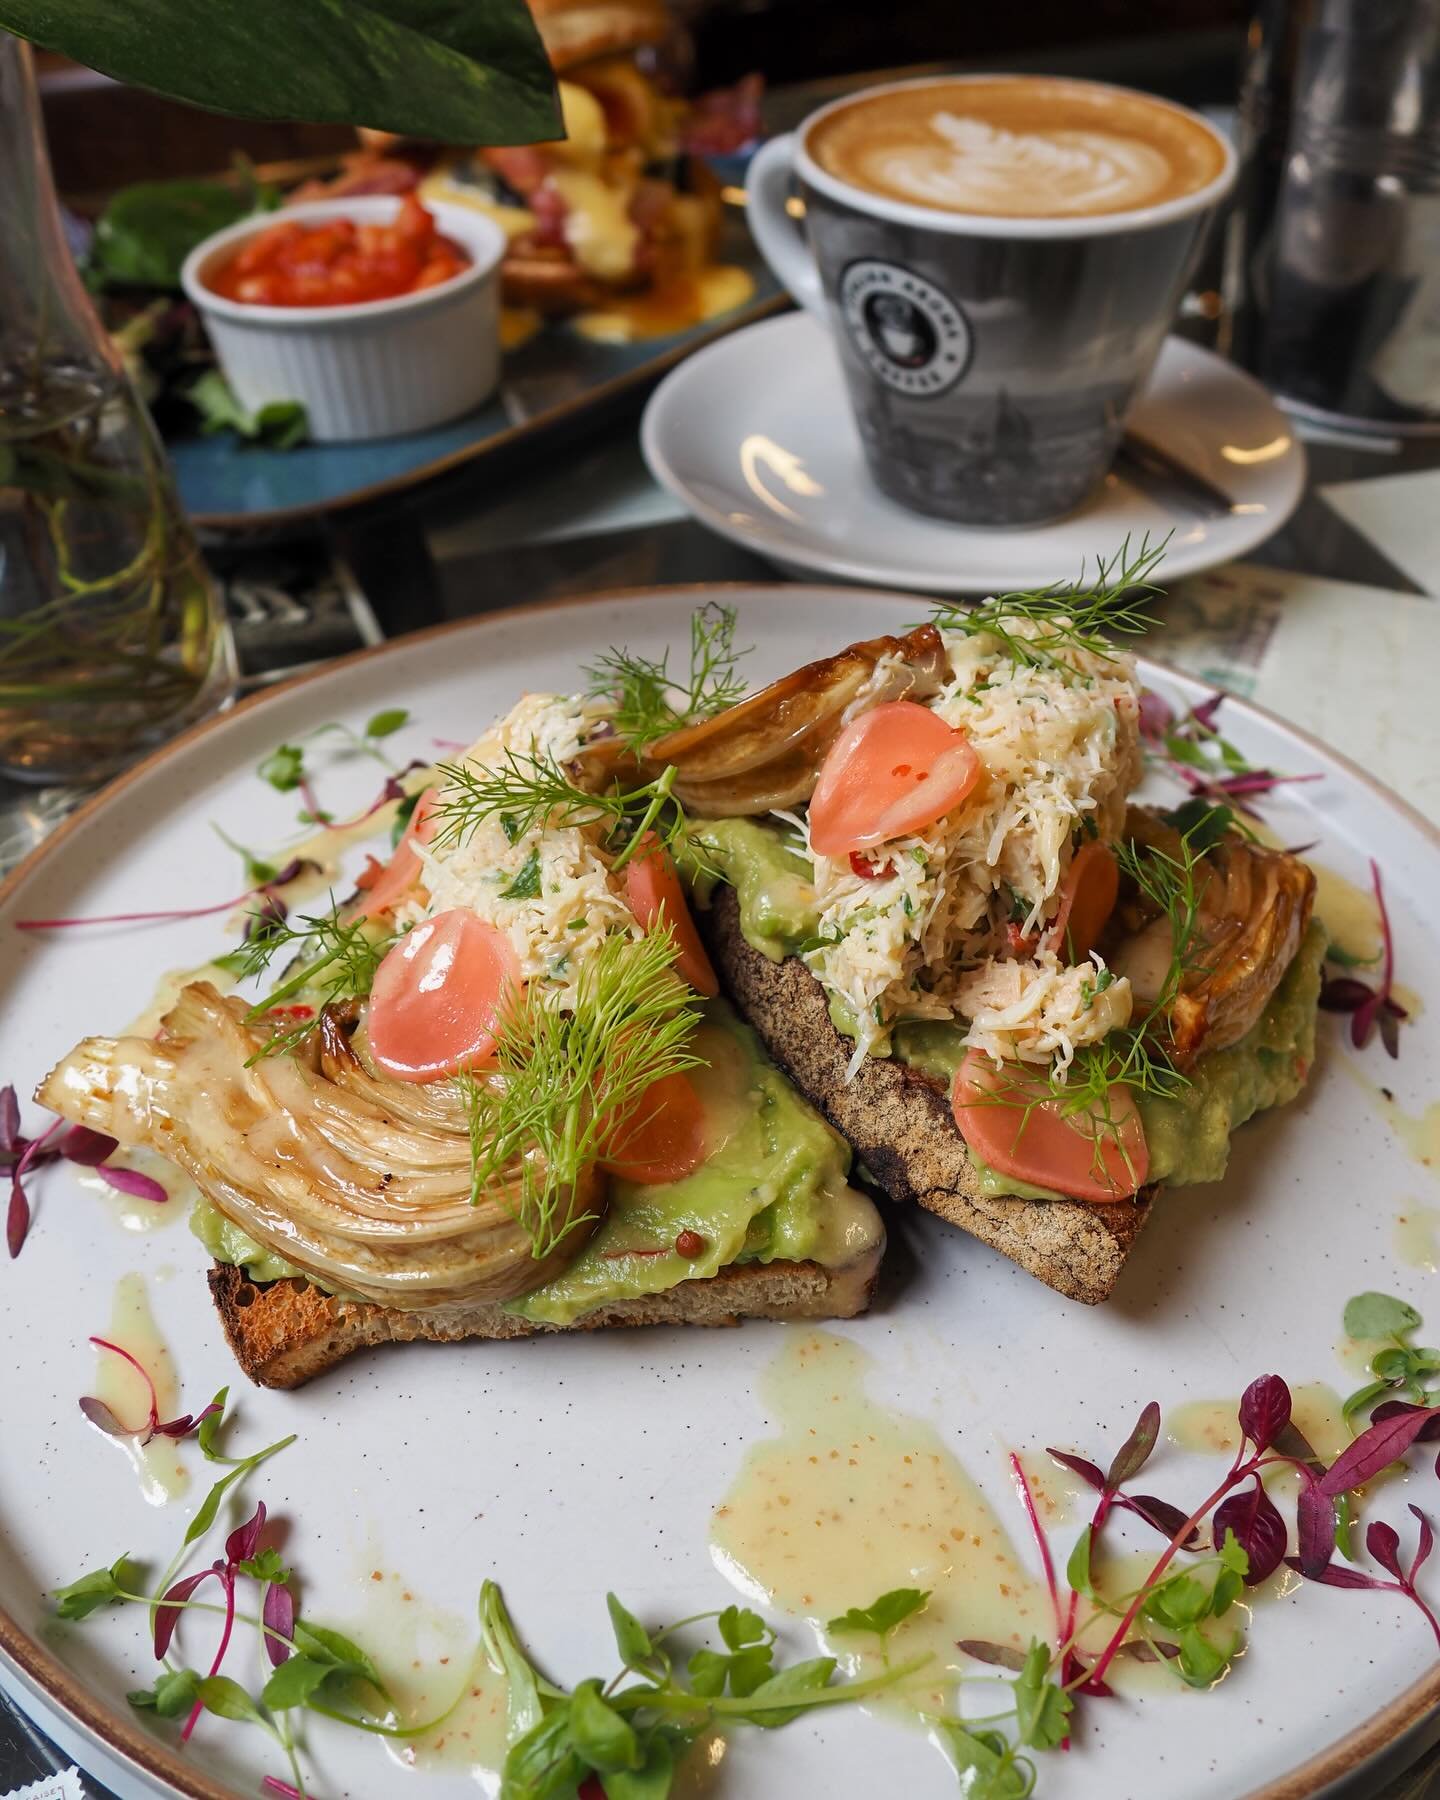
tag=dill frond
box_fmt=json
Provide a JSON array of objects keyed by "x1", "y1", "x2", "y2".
[
  {"x1": 230, "y1": 899, "x2": 398, "y2": 1061},
  {"x1": 931, "y1": 534, "x2": 1169, "y2": 677},
  {"x1": 584, "y1": 602, "x2": 751, "y2": 749},
  {"x1": 459, "y1": 929, "x2": 703, "y2": 1259},
  {"x1": 429, "y1": 752, "x2": 691, "y2": 872}
]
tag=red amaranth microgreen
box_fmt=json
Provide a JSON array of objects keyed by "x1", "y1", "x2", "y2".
[
  {"x1": 80, "y1": 1337, "x2": 221, "y2": 1445},
  {"x1": 1319, "y1": 862, "x2": 1408, "y2": 1058},
  {"x1": 4, "y1": 1091, "x2": 170, "y2": 1258},
  {"x1": 52, "y1": 1289, "x2": 1440, "y2": 1797},
  {"x1": 15, "y1": 857, "x2": 318, "y2": 935},
  {"x1": 1147, "y1": 690, "x2": 1323, "y2": 821}
]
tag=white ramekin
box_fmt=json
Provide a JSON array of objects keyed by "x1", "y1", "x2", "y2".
[{"x1": 180, "y1": 197, "x2": 508, "y2": 443}]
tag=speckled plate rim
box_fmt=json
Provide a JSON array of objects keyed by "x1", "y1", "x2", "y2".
[{"x1": 0, "y1": 583, "x2": 1435, "y2": 1800}]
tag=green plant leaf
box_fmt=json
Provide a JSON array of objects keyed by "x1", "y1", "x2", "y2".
[
  {"x1": 736, "y1": 1657, "x2": 836, "y2": 1728},
  {"x1": 479, "y1": 1582, "x2": 544, "y2": 1742},
  {"x1": 239, "y1": 1548, "x2": 287, "y2": 1584},
  {"x1": 197, "y1": 1674, "x2": 267, "y2": 1725},
  {"x1": 1014, "y1": 1640, "x2": 1071, "y2": 1750},
  {"x1": 1217, "y1": 1527, "x2": 1249, "y2": 1577},
  {"x1": 936, "y1": 1721, "x2": 1034, "y2": 1799},
  {"x1": 129, "y1": 1667, "x2": 201, "y2": 1717},
  {"x1": 686, "y1": 1647, "x2": 730, "y2": 1699},
  {"x1": 89, "y1": 179, "x2": 273, "y2": 289},
  {"x1": 1142, "y1": 1573, "x2": 1212, "y2": 1630},
  {"x1": 603, "y1": 1732, "x2": 677, "y2": 1800},
  {"x1": 54, "y1": 1554, "x2": 140, "y2": 1621},
  {"x1": 606, "y1": 1593, "x2": 657, "y2": 1674},
  {"x1": 502, "y1": 1703, "x2": 586, "y2": 1800},
  {"x1": 258, "y1": 744, "x2": 306, "y2": 794},
  {"x1": 366, "y1": 708, "x2": 410, "y2": 740},
  {"x1": 1175, "y1": 1624, "x2": 1234, "y2": 1690},
  {"x1": 1212, "y1": 1566, "x2": 1243, "y2": 1618},
  {"x1": 824, "y1": 1588, "x2": 929, "y2": 1639},
  {"x1": 186, "y1": 371, "x2": 309, "y2": 450},
  {"x1": 290, "y1": 1620, "x2": 384, "y2": 1690},
  {"x1": 1344, "y1": 1293, "x2": 1422, "y2": 1341},
  {"x1": 0, "y1": 0, "x2": 561, "y2": 145},
  {"x1": 1065, "y1": 1524, "x2": 1094, "y2": 1599},
  {"x1": 570, "y1": 1679, "x2": 642, "y2": 1774},
  {"x1": 717, "y1": 1603, "x2": 768, "y2": 1651},
  {"x1": 262, "y1": 1654, "x2": 334, "y2": 1711}
]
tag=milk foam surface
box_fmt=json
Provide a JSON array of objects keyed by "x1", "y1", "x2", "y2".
[{"x1": 808, "y1": 77, "x2": 1225, "y2": 219}]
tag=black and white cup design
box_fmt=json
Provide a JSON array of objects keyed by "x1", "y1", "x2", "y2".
[
  {"x1": 839, "y1": 260, "x2": 972, "y2": 398},
  {"x1": 746, "y1": 77, "x2": 1236, "y2": 527}
]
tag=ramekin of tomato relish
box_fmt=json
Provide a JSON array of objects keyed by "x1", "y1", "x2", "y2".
[
  {"x1": 181, "y1": 196, "x2": 507, "y2": 441},
  {"x1": 206, "y1": 195, "x2": 470, "y2": 308}
]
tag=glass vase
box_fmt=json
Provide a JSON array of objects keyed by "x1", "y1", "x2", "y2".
[{"x1": 0, "y1": 33, "x2": 235, "y2": 784}]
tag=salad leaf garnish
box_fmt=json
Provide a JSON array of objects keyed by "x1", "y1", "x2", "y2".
[{"x1": 825, "y1": 1587, "x2": 930, "y2": 1639}]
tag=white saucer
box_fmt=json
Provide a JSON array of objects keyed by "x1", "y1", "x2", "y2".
[{"x1": 641, "y1": 313, "x2": 1305, "y2": 594}]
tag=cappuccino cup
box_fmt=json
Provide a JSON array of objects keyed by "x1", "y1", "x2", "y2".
[{"x1": 747, "y1": 76, "x2": 1236, "y2": 527}]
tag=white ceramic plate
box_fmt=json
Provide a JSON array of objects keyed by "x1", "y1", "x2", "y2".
[
  {"x1": 641, "y1": 318, "x2": 1306, "y2": 594},
  {"x1": 0, "y1": 585, "x2": 1435, "y2": 1800}
]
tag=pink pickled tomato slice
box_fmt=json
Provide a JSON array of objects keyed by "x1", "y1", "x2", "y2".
[
  {"x1": 951, "y1": 1047, "x2": 1149, "y2": 1202},
  {"x1": 808, "y1": 701, "x2": 981, "y2": 858},
  {"x1": 367, "y1": 908, "x2": 520, "y2": 1083}
]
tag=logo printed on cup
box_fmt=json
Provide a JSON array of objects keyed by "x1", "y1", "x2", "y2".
[{"x1": 838, "y1": 260, "x2": 971, "y2": 398}]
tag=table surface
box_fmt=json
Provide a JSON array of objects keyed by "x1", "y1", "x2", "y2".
[{"x1": 5, "y1": 30, "x2": 1440, "y2": 1800}]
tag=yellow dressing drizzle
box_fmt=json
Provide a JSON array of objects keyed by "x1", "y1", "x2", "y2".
[
  {"x1": 711, "y1": 1330, "x2": 1046, "y2": 1713},
  {"x1": 1395, "y1": 1203, "x2": 1440, "y2": 1272},
  {"x1": 87, "y1": 1273, "x2": 188, "y2": 1505}
]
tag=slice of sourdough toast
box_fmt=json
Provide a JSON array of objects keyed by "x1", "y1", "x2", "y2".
[
  {"x1": 698, "y1": 887, "x2": 1153, "y2": 1304},
  {"x1": 209, "y1": 1246, "x2": 884, "y2": 1389}
]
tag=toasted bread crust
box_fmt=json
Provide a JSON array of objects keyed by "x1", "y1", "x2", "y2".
[
  {"x1": 209, "y1": 1244, "x2": 884, "y2": 1389},
  {"x1": 699, "y1": 888, "x2": 1153, "y2": 1304}
]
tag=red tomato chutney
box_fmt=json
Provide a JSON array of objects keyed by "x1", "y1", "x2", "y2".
[{"x1": 206, "y1": 196, "x2": 470, "y2": 307}]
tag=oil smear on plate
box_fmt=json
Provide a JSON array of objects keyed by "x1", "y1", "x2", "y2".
[
  {"x1": 87, "y1": 1272, "x2": 188, "y2": 1504},
  {"x1": 74, "y1": 1145, "x2": 192, "y2": 1235},
  {"x1": 354, "y1": 1566, "x2": 511, "y2": 1787},
  {"x1": 710, "y1": 1328, "x2": 1047, "y2": 1714},
  {"x1": 1395, "y1": 1202, "x2": 1440, "y2": 1271}
]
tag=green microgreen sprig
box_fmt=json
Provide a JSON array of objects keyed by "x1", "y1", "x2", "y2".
[
  {"x1": 1340, "y1": 1292, "x2": 1440, "y2": 1432},
  {"x1": 459, "y1": 927, "x2": 702, "y2": 1259},
  {"x1": 584, "y1": 601, "x2": 751, "y2": 750}
]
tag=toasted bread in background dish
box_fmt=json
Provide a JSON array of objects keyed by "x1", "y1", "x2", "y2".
[
  {"x1": 529, "y1": 0, "x2": 671, "y2": 71},
  {"x1": 699, "y1": 888, "x2": 1155, "y2": 1305},
  {"x1": 209, "y1": 1245, "x2": 884, "y2": 1390}
]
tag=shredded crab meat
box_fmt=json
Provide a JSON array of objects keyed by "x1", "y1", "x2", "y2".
[
  {"x1": 801, "y1": 615, "x2": 1142, "y2": 1059},
  {"x1": 956, "y1": 953, "x2": 1134, "y2": 1075},
  {"x1": 413, "y1": 691, "x2": 639, "y2": 1008}
]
